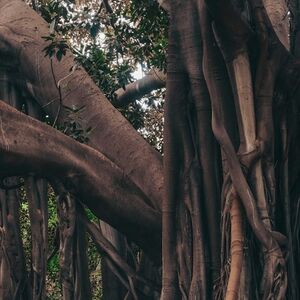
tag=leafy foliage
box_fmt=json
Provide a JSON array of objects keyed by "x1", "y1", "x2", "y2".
[
  {"x1": 39, "y1": 0, "x2": 167, "y2": 134},
  {"x1": 60, "y1": 105, "x2": 92, "y2": 143},
  {"x1": 43, "y1": 34, "x2": 69, "y2": 61}
]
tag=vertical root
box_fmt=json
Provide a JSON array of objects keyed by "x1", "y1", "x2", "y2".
[
  {"x1": 25, "y1": 177, "x2": 48, "y2": 300},
  {"x1": 225, "y1": 190, "x2": 244, "y2": 300}
]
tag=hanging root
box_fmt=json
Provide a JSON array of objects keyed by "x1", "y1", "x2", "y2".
[
  {"x1": 199, "y1": 1, "x2": 288, "y2": 299},
  {"x1": 0, "y1": 185, "x2": 27, "y2": 300},
  {"x1": 225, "y1": 190, "x2": 244, "y2": 300},
  {"x1": 25, "y1": 177, "x2": 48, "y2": 300},
  {"x1": 261, "y1": 248, "x2": 287, "y2": 299}
]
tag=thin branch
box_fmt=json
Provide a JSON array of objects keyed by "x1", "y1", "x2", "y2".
[{"x1": 113, "y1": 69, "x2": 166, "y2": 107}]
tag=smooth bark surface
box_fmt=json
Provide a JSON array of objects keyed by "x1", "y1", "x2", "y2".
[
  {"x1": 0, "y1": 101, "x2": 161, "y2": 261},
  {"x1": 114, "y1": 69, "x2": 166, "y2": 107},
  {"x1": 0, "y1": 0, "x2": 163, "y2": 211}
]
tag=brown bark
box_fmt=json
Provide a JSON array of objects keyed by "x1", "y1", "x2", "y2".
[
  {"x1": 0, "y1": 3, "x2": 164, "y2": 298},
  {"x1": 225, "y1": 191, "x2": 243, "y2": 300},
  {"x1": 114, "y1": 69, "x2": 166, "y2": 107},
  {"x1": 80, "y1": 211, "x2": 161, "y2": 298},
  {"x1": 1, "y1": 0, "x2": 300, "y2": 298},
  {"x1": 179, "y1": 0, "x2": 221, "y2": 289},
  {"x1": 0, "y1": 0, "x2": 163, "y2": 212},
  {"x1": 0, "y1": 66, "x2": 28, "y2": 300},
  {"x1": 99, "y1": 223, "x2": 127, "y2": 300},
  {"x1": 25, "y1": 178, "x2": 48, "y2": 300},
  {"x1": 200, "y1": 1, "x2": 292, "y2": 298},
  {"x1": 24, "y1": 95, "x2": 48, "y2": 300},
  {"x1": 55, "y1": 190, "x2": 92, "y2": 300},
  {"x1": 157, "y1": 0, "x2": 170, "y2": 12},
  {"x1": 0, "y1": 101, "x2": 161, "y2": 262},
  {"x1": 0, "y1": 187, "x2": 28, "y2": 300},
  {"x1": 263, "y1": 0, "x2": 289, "y2": 49}
]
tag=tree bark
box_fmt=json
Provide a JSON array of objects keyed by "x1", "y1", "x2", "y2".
[
  {"x1": 0, "y1": 101, "x2": 162, "y2": 262},
  {"x1": 113, "y1": 69, "x2": 166, "y2": 107},
  {"x1": 1, "y1": 0, "x2": 300, "y2": 298},
  {"x1": 0, "y1": 0, "x2": 163, "y2": 212}
]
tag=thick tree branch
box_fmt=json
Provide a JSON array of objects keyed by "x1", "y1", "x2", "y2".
[
  {"x1": 0, "y1": 101, "x2": 161, "y2": 262},
  {"x1": 113, "y1": 69, "x2": 166, "y2": 108},
  {"x1": 0, "y1": 0, "x2": 163, "y2": 212}
]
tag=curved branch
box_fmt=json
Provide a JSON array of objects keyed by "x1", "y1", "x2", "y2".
[
  {"x1": 0, "y1": 0, "x2": 163, "y2": 212},
  {"x1": 200, "y1": 3, "x2": 287, "y2": 298},
  {"x1": 0, "y1": 101, "x2": 161, "y2": 262},
  {"x1": 113, "y1": 69, "x2": 166, "y2": 108}
]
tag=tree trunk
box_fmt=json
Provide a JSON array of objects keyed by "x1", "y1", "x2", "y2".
[
  {"x1": 161, "y1": 0, "x2": 300, "y2": 298},
  {"x1": 0, "y1": 0, "x2": 300, "y2": 299}
]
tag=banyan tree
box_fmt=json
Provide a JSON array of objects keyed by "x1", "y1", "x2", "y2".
[{"x1": 0, "y1": 0, "x2": 300, "y2": 299}]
